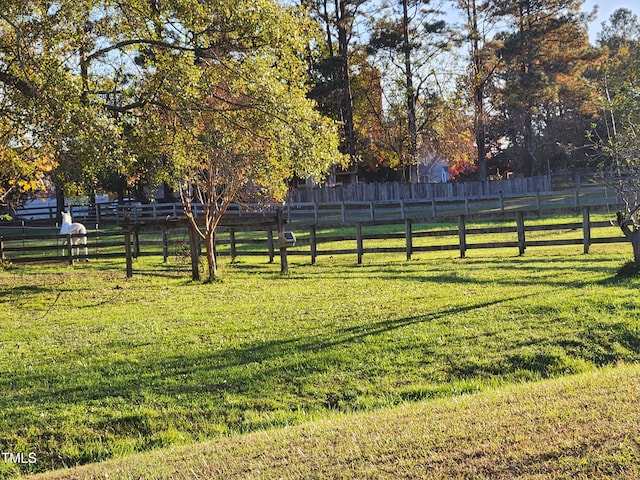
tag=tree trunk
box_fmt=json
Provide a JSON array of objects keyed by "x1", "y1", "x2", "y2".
[
  {"x1": 615, "y1": 211, "x2": 640, "y2": 267},
  {"x1": 336, "y1": 0, "x2": 356, "y2": 170},
  {"x1": 205, "y1": 229, "x2": 217, "y2": 280},
  {"x1": 469, "y1": 0, "x2": 488, "y2": 181},
  {"x1": 633, "y1": 232, "x2": 640, "y2": 267},
  {"x1": 403, "y1": 0, "x2": 418, "y2": 183},
  {"x1": 55, "y1": 183, "x2": 65, "y2": 220}
]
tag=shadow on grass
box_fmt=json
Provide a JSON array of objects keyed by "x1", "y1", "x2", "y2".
[
  {"x1": 0, "y1": 284, "x2": 54, "y2": 300},
  {"x1": 329, "y1": 255, "x2": 622, "y2": 289},
  {"x1": 0, "y1": 288, "x2": 588, "y2": 408},
  {"x1": 2, "y1": 284, "x2": 640, "y2": 474}
]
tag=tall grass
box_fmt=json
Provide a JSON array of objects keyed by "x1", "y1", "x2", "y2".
[{"x1": 1, "y1": 242, "x2": 639, "y2": 477}]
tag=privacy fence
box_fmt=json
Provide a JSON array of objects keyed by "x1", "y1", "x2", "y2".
[
  {"x1": 0, "y1": 207, "x2": 628, "y2": 269},
  {"x1": 289, "y1": 176, "x2": 555, "y2": 203}
]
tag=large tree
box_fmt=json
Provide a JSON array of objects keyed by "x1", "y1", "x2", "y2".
[
  {"x1": 456, "y1": 0, "x2": 502, "y2": 181},
  {"x1": 149, "y1": 0, "x2": 345, "y2": 280},
  {"x1": 305, "y1": 0, "x2": 369, "y2": 182},
  {"x1": 489, "y1": 0, "x2": 597, "y2": 177},
  {"x1": 1, "y1": 1, "x2": 343, "y2": 260},
  {"x1": 367, "y1": 0, "x2": 450, "y2": 183}
]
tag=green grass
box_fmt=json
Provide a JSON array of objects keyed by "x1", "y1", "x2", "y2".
[
  {"x1": 27, "y1": 364, "x2": 640, "y2": 479},
  {"x1": 1, "y1": 241, "x2": 639, "y2": 477}
]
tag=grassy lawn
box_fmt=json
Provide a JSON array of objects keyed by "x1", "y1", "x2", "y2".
[
  {"x1": 1, "y1": 240, "x2": 639, "y2": 477},
  {"x1": 29, "y1": 364, "x2": 640, "y2": 479}
]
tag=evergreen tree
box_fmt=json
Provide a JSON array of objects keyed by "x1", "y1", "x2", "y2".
[
  {"x1": 367, "y1": 0, "x2": 450, "y2": 182},
  {"x1": 489, "y1": 0, "x2": 597, "y2": 176}
]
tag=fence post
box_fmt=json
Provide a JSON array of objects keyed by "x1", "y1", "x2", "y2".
[
  {"x1": 133, "y1": 231, "x2": 140, "y2": 258},
  {"x1": 516, "y1": 211, "x2": 526, "y2": 255},
  {"x1": 583, "y1": 206, "x2": 591, "y2": 254},
  {"x1": 458, "y1": 215, "x2": 467, "y2": 258},
  {"x1": 229, "y1": 228, "x2": 237, "y2": 261},
  {"x1": 188, "y1": 223, "x2": 200, "y2": 281},
  {"x1": 267, "y1": 228, "x2": 275, "y2": 263},
  {"x1": 405, "y1": 219, "x2": 413, "y2": 260},
  {"x1": 310, "y1": 225, "x2": 317, "y2": 265},
  {"x1": 277, "y1": 208, "x2": 288, "y2": 274},
  {"x1": 162, "y1": 230, "x2": 169, "y2": 262},
  {"x1": 66, "y1": 234, "x2": 74, "y2": 265},
  {"x1": 124, "y1": 228, "x2": 133, "y2": 278},
  {"x1": 0, "y1": 236, "x2": 4, "y2": 261},
  {"x1": 356, "y1": 223, "x2": 363, "y2": 265}
]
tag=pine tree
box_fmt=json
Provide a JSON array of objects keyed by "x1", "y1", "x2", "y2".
[{"x1": 489, "y1": 0, "x2": 597, "y2": 176}]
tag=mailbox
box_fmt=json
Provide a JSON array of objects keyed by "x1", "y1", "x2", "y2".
[{"x1": 278, "y1": 231, "x2": 296, "y2": 248}]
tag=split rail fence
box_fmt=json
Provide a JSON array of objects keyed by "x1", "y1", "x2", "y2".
[{"x1": 0, "y1": 207, "x2": 628, "y2": 268}]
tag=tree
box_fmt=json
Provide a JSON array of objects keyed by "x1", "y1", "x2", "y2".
[
  {"x1": 456, "y1": 0, "x2": 501, "y2": 180},
  {"x1": 592, "y1": 9, "x2": 640, "y2": 266},
  {"x1": 0, "y1": 1, "x2": 84, "y2": 210},
  {"x1": 155, "y1": 0, "x2": 345, "y2": 280},
  {"x1": 367, "y1": 0, "x2": 450, "y2": 182},
  {"x1": 0, "y1": 124, "x2": 57, "y2": 214},
  {"x1": 489, "y1": 0, "x2": 597, "y2": 176},
  {"x1": 307, "y1": 0, "x2": 370, "y2": 183}
]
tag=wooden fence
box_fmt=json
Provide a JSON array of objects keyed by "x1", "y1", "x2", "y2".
[
  {"x1": 289, "y1": 176, "x2": 555, "y2": 203},
  {"x1": 1, "y1": 207, "x2": 628, "y2": 268},
  {"x1": 12, "y1": 185, "x2": 622, "y2": 227}
]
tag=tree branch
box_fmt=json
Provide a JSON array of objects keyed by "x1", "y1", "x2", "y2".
[
  {"x1": 85, "y1": 39, "x2": 195, "y2": 63},
  {"x1": 0, "y1": 70, "x2": 38, "y2": 98}
]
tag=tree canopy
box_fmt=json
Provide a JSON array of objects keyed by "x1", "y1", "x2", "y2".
[{"x1": 2, "y1": 1, "x2": 640, "y2": 215}]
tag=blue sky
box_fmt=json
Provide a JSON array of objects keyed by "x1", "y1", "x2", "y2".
[{"x1": 584, "y1": 0, "x2": 638, "y2": 40}]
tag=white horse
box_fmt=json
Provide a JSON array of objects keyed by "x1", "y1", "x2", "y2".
[{"x1": 60, "y1": 211, "x2": 88, "y2": 259}]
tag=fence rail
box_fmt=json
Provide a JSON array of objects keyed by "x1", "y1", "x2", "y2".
[{"x1": 1, "y1": 207, "x2": 628, "y2": 268}]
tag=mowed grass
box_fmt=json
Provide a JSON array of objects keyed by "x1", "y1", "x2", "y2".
[
  {"x1": 1, "y1": 240, "x2": 639, "y2": 477},
  {"x1": 29, "y1": 364, "x2": 640, "y2": 479}
]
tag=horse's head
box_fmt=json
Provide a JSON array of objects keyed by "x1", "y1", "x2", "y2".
[{"x1": 61, "y1": 211, "x2": 71, "y2": 224}]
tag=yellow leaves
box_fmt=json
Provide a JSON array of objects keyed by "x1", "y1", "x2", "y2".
[{"x1": 1, "y1": 148, "x2": 58, "y2": 203}]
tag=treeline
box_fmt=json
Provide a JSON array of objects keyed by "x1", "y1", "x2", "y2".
[
  {"x1": 307, "y1": 0, "x2": 640, "y2": 184},
  {"x1": 1, "y1": 0, "x2": 639, "y2": 212}
]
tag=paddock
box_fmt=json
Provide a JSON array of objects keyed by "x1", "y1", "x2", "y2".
[{"x1": 0, "y1": 207, "x2": 628, "y2": 279}]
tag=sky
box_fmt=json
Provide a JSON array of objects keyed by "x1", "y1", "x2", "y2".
[{"x1": 584, "y1": 0, "x2": 638, "y2": 41}]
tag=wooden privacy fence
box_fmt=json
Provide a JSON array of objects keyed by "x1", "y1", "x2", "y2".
[
  {"x1": 1, "y1": 207, "x2": 628, "y2": 269},
  {"x1": 290, "y1": 176, "x2": 554, "y2": 202}
]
